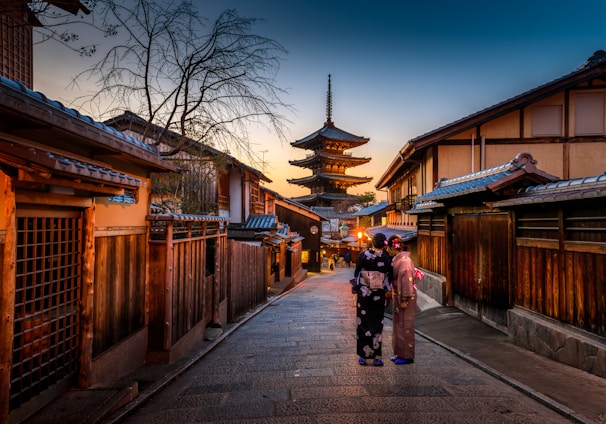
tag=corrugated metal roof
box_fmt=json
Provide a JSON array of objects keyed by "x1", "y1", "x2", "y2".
[{"x1": 243, "y1": 214, "x2": 277, "y2": 230}]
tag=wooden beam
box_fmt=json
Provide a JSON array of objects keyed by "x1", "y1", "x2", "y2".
[
  {"x1": 0, "y1": 173, "x2": 16, "y2": 422},
  {"x1": 78, "y1": 203, "x2": 95, "y2": 388},
  {"x1": 18, "y1": 170, "x2": 125, "y2": 196},
  {"x1": 16, "y1": 191, "x2": 93, "y2": 208}
]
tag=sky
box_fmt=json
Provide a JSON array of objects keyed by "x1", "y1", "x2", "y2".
[{"x1": 33, "y1": 0, "x2": 606, "y2": 201}]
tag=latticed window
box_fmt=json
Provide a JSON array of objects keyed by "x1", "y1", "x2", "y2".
[
  {"x1": 0, "y1": 12, "x2": 33, "y2": 87},
  {"x1": 11, "y1": 211, "x2": 82, "y2": 410}
]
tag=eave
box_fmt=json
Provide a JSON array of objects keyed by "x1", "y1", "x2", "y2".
[
  {"x1": 378, "y1": 54, "x2": 606, "y2": 190},
  {"x1": 0, "y1": 77, "x2": 177, "y2": 173}
]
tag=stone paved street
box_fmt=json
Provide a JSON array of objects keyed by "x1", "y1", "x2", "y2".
[{"x1": 116, "y1": 269, "x2": 573, "y2": 424}]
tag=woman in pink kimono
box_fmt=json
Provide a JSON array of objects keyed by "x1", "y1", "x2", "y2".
[{"x1": 387, "y1": 235, "x2": 416, "y2": 364}]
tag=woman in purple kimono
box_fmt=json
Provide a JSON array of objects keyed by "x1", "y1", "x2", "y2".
[
  {"x1": 387, "y1": 234, "x2": 417, "y2": 364},
  {"x1": 353, "y1": 233, "x2": 392, "y2": 366}
]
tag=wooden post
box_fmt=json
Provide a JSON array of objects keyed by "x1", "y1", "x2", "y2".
[
  {"x1": 78, "y1": 203, "x2": 95, "y2": 388},
  {"x1": 0, "y1": 174, "x2": 16, "y2": 423},
  {"x1": 212, "y1": 223, "x2": 221, "y2": 326},
  {"x1": 163, "y1": 221, "x2": 173, "y2": 350}
]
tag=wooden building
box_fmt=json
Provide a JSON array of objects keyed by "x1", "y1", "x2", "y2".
[
  {"x1": 0, "y1": 1, "x2": 90, "y2": 88},
  {"x1": 105, "y1": 111, "x2": 271, "y2": 221},
  {"x1": 377, "y1": 50, "x2": 606, "y2": 228},
  {"x1": 409, "y1": 153, "x2": 606, "y2": 377},
  {"x1": 374, "y1": 50, "x2": 606, "y2": 373},
  {"x1": 288, "y1": 75, "x2": 371, "y2": 207},
  {"x1": 0, "y1": 75, "x2": 178, "y2": 422},
  {"x1": 267, "y1": 189, "x2": 325, "y2": 273}
]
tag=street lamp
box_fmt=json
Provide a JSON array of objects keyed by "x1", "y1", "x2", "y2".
[{"x1": 357, "y1": 231, "x2": 363, "y2": 250}]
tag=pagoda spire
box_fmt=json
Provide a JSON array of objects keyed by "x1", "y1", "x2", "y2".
[{"x1": 325, "y1": 74, "x2": 333, "y2": 126}]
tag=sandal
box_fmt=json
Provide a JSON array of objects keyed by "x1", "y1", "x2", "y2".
[
  {"x1": 373, "y1": 359, "x2": 384, "y2": 366},
  {"x1": 394, "y1": 358, "x2": 414, "y2": 365},
  {"x1": 358, "y1": 357, "x2": 367, "y2": 365}
]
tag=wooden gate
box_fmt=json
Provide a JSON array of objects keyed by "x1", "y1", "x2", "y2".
[
  {"x1": 11, "y1": 209, "x2": 81, "y2": 412},
  {"x1": 452, "y1": 213, "x2": 511, "y2": 325}
]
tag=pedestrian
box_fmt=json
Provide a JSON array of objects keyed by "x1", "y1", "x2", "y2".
[
  {"x1": 352, "y1": 232, "x2": 392, "y2": 366},
  {"x1": 344, "y1": 251, "x2": 351, "y2": 267},
  {"x1": 386, "y1": 234, "x2": 417, "y2": 364}
]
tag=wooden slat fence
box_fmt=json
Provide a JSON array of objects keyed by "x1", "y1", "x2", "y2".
[
  {"x1": 147, "y1": 214, "x2": 228, "y2": 351},
  {"x1": 514, "y1": 206, "x2": 606, "y2": 337},
  {"x1": 93, "y1": 229, "x2": 147, "y2": 356},
  {"x1": 227, "y1": 239, "x2": 268, "y2": 322},
  {"x1": 417, "y1": 214, "x2": 448, "y2": 275}
]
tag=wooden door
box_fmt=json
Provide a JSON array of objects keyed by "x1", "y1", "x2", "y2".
[{"x1": 452, "y1": 213, "x2": 511, "y2": 316}]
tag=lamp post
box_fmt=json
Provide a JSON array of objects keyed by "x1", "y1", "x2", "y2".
[{"x1": 357, "y1": 231, "x2": 363, "y2": 251}]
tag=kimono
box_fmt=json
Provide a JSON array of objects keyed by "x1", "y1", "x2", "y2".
[
  {"x1": 353, "y1": 248, "x2": 392, "y2": 361},
  {"x1": 391, "y1": 251, "x2": 417, "y2": 360}
]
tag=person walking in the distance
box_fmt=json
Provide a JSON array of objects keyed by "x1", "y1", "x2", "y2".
[
  {"x1": 386, "y1": 234, "x2": 417, "y2": 364},
  {"x1": 352, "y1": 233, "x2": 392, "y2": 366}
]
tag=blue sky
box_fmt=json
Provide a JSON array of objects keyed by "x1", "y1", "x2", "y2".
[{"x1": 34, "y1": 0, "x2": 606, "y2": 199}]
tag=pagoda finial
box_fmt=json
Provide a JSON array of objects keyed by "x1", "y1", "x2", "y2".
[{"x1": 326, "y1": 74, "x2": 333, "y2": 126}]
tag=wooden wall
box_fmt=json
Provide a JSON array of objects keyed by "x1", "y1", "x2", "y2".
[
  {"x1": 417, "y1": 214, "x2": 448, "y2": 275},
  {"x1": 514, "y1": 205, "x2": 606, "y2": 337},
  {"x1": 147, "y1": 217, "x2": 227, "y2": 352},
  {"x1": 93, "y1": 229, "x2": 147, "y2": 356},
  {"x1": 227, "y1": 239, "x2": 268, "y2": 322}
]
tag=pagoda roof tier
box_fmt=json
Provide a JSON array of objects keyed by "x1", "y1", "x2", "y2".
[
  {"x1": 287, "y1": 173, "x2": 372, "y2": 187},
  {"x1": 291, "y1": 122, "x2": 369, "y2": 150},
  {"x1": 289, "y1": 151, "x2": 371, "y2": 168},
  {"x1": 290, "y1": 192, "x2": 359, "y2": 204}
]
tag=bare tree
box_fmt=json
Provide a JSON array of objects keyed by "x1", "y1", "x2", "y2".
[
  {"x1": 64, "y1": 0, "x2": 292, "y2": 161},
  {"x1": 28, "y1": 0, "x2": 98, "y2": 56}
]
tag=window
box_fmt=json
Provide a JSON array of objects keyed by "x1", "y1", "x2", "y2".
[
  {"x1": 531, "y1": 105, "x2": 562, "y2": 136},
  {"x1": 575, "y1": 92, "x2": 604, "y2": 135}
]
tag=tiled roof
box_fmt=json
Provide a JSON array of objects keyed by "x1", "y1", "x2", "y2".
[
  {"x1": 0, "y1": 76, "x2": 155, "y2": 153},
  {"x1": 311, "y1": 206, "x2": 356, "y2": 220},
  {"x1": 409, "y1": 153, "x2": 557, "y2": 212},
  {"x1": 292, "y1": 123, "x2": 369, "y2": 147},
  {"x1": 146, "y1": 213, "x2": 228, "y2": 222},
  {"x1": 51, "y1": 152, "x2": 142, "y2": 187},
  {"x1": 288, "y1": 173, "x2": 372, "y2": 185},
  {"x1": 354, "y1": 200, "x2": 388, "y2": 216},
  {"x1": 366, "y1": 226, "x2": 417, "y2": 242},
  {"x1": 416, "y1": 162, "x2": 513, "y2": 202},
  {"x1": 105, "y1": 111, "x2": 271, "y2": 182},
  {"x1": 492, "y1": 173, "x2": 606, "y2": 207}
]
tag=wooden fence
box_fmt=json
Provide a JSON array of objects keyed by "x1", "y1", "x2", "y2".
[
  {"x1": 227, "y1": 239, "x2": 269, "y2": 322},
  {"x1": 146, "y1": 214, "x2": 270, "y2": 361},
  {"x1": 147, "y1": 214, "x2": 228, "y2": 357},
  {"x1": 514, "y1": 206, "x2": 606, "y2": 337},
  {"x1": 93, "y1": 228, "x2": 147, "y2": 356}
]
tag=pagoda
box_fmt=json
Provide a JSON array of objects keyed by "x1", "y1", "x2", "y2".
[{"x1": 288, "y1": 75, "x2": 372, "y2": 207}]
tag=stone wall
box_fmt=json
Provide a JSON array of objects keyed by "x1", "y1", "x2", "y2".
[
  {"x1": 508, "y1": 307, "x2": 606, "y2": 379},
  {"x1": 416, "y1": 268, "x2": 447, "y2": 306}
]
